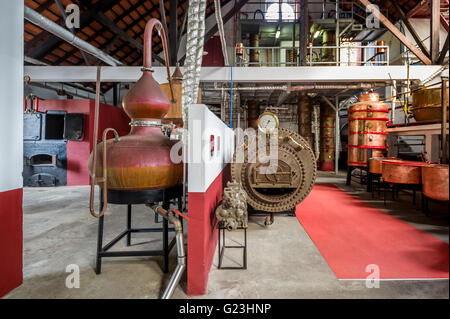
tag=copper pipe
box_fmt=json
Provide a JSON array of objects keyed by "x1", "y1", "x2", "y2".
[
  {"x1": 89, "y1": 66, "x2": 104, "y2": 217},
  {"x1": 89, "y1": 128, "x2": 120, "y2": 218},
  {"x1": 143, "y1": 18, "x2": 175, "y2": 103},
  {"x1": 149, "y1": 205, "x2": 185, "y2": 299}
]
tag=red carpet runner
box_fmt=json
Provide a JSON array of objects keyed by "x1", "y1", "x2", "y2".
[{"x1": 296, "y1": 184, "x2": 449, "y2": 279}]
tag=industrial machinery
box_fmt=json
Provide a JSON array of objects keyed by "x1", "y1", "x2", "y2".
[
  {"x1": 347, "y1": 92, "x2": 389, "y2": 167},
  {"x1": 411, "y1": 87, "x2": 449, "y2": 122},
  {"x1": 297, "y1": 93, "x2": 313, "y2": 148},
  {"x1": 23, "y1": 105, "x2": 84, "y2": 187},
  {"x1": 88, "y1": 19, "x2": 185, "y2": 299},
  {"x1": 215, "y1": 181, "x2": 248, "y2": 231},
  {"x1": 88, "y1": 20, "x2": 181, "y2": 199},
  {"x1": 319, "y1": 102, "x2": 335, "y2": 171},
  {"x1": 231, "y1": 112, "x2": 316, "y2": 213},
  {"x1": 421, "y1": 164, "x2": 449, "y2": 202},
  {"x1": 381, "y1": 160, "x2": 427, "y2": 185}
]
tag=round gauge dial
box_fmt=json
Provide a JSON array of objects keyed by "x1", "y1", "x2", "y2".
[{"x1": 257, "y1": 112, "x2": 279, "y2": 134}]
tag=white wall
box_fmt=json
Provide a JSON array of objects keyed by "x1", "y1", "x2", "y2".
[
  {"x1": 0, "y1": 0, "x2": 24, "y2": 192},
  {"x1": 376, "y1": 18, "x2": 448, "y2": 65},
  {"x1": 188, "y1": 104, "x2": 235, "y2": 193}
]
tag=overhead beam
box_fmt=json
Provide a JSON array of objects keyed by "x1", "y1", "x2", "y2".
[
  {"x1": 438, "y1": 33, "x2": 449, "y2": 65},
  {"x1": 54, "y1": 0, "x2": 91, "y2": 65},
  {"x1": 203, "y1": 0, "x2": 248, "y2": 44},
  {"x1": 357, "y1": 0, "x2": 432, "y2": 65},
  {"x1": 28, "y1": 0, "x2": 121, "y2": 60},
  {"x1": 391, "y1": 0, "x2": 430, "y2": 59},
  {"x1": 169, "y1": 0, "x2": 178, "y2": 65},
  {"x1": 24, "y1": 65, "x2": 442, "y2": 84},
  {"x1": 95, "y1": 13, "x2": 166, "y2": 65},
  {"x1": 180, "y1": 0, "x2": 247, "y2": 64},
  {"x1": 430, "y1": 0, "x2": 441, "y2": 64},
  {"x1": 159, "y1": 0, "x2": 169, "y2": 41}
]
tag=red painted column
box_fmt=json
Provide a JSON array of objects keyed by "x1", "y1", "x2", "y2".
[
  {"x1": 187, "y1": 165, "x2": 230, "y2": 295},
  {"x1": 0, "y1": 189, "x2": 23, "y2": 297}
]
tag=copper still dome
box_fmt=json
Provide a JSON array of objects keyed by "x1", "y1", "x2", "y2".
[{"x1": 89, "y1": 19, "x2": 182, "y2": 192}]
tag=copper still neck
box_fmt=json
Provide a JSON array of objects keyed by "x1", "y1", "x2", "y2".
[{"x1": 122, "y1": 18, "x2": 175, "y2": 126}]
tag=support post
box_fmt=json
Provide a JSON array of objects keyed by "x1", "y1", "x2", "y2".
[
  {"x1": 357, "y1": 0, "x2": 432, "y2": 65},
  {"x1": 299, "y1": 0, "x2": 309, "y2": 66},
  {"x1": 391, "y1": 0, "x2": 430, "y2": 59},
  {"x1": 442, "y1": 79, "x2": 448, "y2": 163},
  {"x1": 430, "y1": 0, "x2": 440, "y2": 64},
  {"x1": 170, "y1": 0, "x2": 178, "y2": 65},
  {"x1": 335, "y1": 96, "x2": 339, "y2": 175}
]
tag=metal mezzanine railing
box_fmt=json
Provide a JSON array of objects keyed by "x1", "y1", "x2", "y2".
[{"x1": 234, "y1": 44, "x2": 389, "y2": 66}]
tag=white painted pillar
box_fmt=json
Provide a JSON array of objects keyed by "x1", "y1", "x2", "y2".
[{"x1": 0, "y1": 0, "x2": 23, "y2": 192}]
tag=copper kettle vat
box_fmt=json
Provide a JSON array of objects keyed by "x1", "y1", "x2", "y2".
[
  {"x1": 88, "y1": 19, "x2": 182, "y2": 195},
  {"x1": 421, "y1": 164, "x2": 449, "y2": 201},
  {"x1": 369, "y1": 157, "x2": 397, "y2": 175},
  {"x1": 411, "y1": 87, "x2": 449, "y2": 122},
  {"x1": 382, "y1": 160, "x2": 427, "y2": 184}
]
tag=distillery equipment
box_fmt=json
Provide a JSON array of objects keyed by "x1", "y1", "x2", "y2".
[
  {"x1": 381, "y1": 160, "x2": 428, "y2": 185},
  {"x1": 319, "y1": 102, "x2": 335, "y2": 171},
  {"x1": 249, "y1": 34, "x2": 260, "y2": 66},
  {"x1": 297, "y1": 93, "x2": 313, "y2": 148},
  {"x1": 321, "y1": 30, "x2": 335, "y2": 64},
  {"x1": 421, "y1": 164, "x2": 449, "y2": 202},
  {"x1": 369, "y1": 157, "x2": 397, "y2": 175},
  {"x1": 347, "y1": 92, "x2": 389, "y2": 167},
  {"x1": 247, "y1": 100, "x2": 260, "y2": 129},
  {"x1": 88, "y1": 20, "x2": 185, "y2": 299},
  {"x1": 411, "y1": 87, "x2": 449, "y2": 122},
  {"x1": 89, "y1": 20, "x2": 182, "y2": 197},
  {"x1": 231, "y1": 112, "x2": 316, "y2": 213}
]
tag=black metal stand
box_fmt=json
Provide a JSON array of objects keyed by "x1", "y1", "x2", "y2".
[
  {"x1": 421, "y1": 194, "x2": 450, "y2": 217},
  {"x1": 95, "y1": 185, "x2": 183, "y2": 275},
  {"x1": 382, "y1": 183, "x2": 421, "y2": 208},
  {"x1": 218, "y1": 225, "x2": 247, "y2": 270}
]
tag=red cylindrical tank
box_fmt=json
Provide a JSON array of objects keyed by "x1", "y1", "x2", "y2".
[
  {"x1": 348, "y1": 92, "x2": 389, "y2": 167},
  {"x1": 89, "y1": 19, "x2": 182, "y2": 191}
]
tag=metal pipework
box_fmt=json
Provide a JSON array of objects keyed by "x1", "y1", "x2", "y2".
[
  {"x1": 151, "y1": 205, "x2": 185, "y2": 299},
  {"x1": 24, "y1": 5, "x2": 122, "y2": 66},
  {"x1": 214, "y1": 0, "x2": 229, "y2": 66}
]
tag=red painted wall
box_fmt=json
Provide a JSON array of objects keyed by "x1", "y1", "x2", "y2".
[
  {"x1": 0, "y1": 188, "x2": 23, "y2": 297},
  {"x1": 202, "y1": 36, "x2": 225, "y2": 66},
  {"x1": 187, "y1": 164, "x2": 230, "y2": 295},
  {"x1": 38, "y1": 99, "x2": 130, "y2": 185}
]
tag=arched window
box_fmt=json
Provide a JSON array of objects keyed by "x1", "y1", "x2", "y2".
[{"x1": 265, "y1": 1, "x2": 295, "y2": 21}]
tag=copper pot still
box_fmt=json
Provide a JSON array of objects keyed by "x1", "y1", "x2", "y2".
[
  {"x1": 422, "y1": 164, "x2": 449, "y2": 201},
  {"x1": 382, "y1": 160, "x2": 427, "y2": 184},
  {"x1": 88, "y1": 19, "x2": 182, "y2": 191},
  {"x1": 369, "y1": 157, "x2": 397, "y2": 174},
  {"x1": 411, "y1": 87, "x2": 449, "y2": 122},
  {"x1": 347, "y1": 92, "x2": 389, "y2": 167}
]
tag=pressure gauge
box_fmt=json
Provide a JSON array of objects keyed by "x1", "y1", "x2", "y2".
[{"x1": 257, "y1": 112, "x2": 279, "y2": 134}]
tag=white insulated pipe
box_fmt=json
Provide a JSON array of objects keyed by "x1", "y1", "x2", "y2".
[{"x1": 24, "y1": 5, "x2": 122, "y2": 66}]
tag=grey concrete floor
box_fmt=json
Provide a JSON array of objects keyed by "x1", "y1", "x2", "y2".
[{"x1": 4, "y1": 172, "x2": 449, "y2": 299}]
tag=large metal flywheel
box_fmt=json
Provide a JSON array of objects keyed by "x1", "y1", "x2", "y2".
[{"x1": 231, "y1": 127, "x2": 317, "y2": 212}]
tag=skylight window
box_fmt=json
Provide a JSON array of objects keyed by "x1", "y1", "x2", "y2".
[{"x1": 265, "y1": 2, "x2": 295, "y2": 21}]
